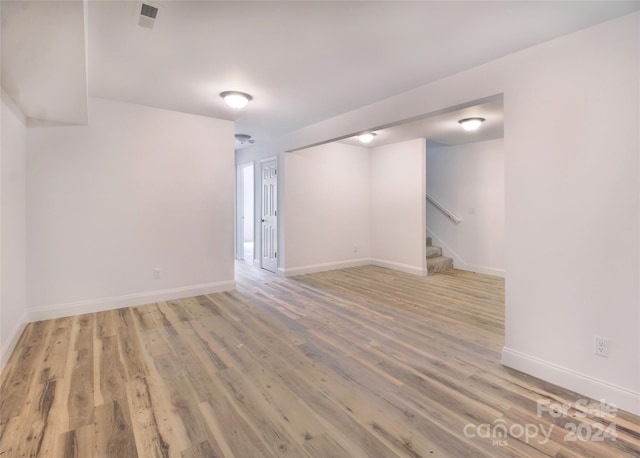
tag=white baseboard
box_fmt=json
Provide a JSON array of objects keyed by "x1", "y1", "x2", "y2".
[
  {"x1": 456, "y1": 260, "x2": 505, "y2": 277},
  {"x1": 28, "y1": 280, "x2": 236, "y2": 322},
  {"x1": 1, "y1": 309, "x2": 29, "y2": 373},
  {"x1": 280, "y1": 258, "x2": 371, "y2": 277},
  {"x1": 281, "y1": 258, "x2": 429, "y2": 277},
  {"x1": 426, "y1": 227, "x2": 505, "y2": 278},
  {"x1": 370, "y1": 258, "x2": 427, "y2": 276},
  {"x1": 502, "y1": 347, "x2": 640, "y2": 416}
]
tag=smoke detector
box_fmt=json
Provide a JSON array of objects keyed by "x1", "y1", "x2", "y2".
[{"x1": 138, "y1": 2, "x2": 159, "y2": 29}]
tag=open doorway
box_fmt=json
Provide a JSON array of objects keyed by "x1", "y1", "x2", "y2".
[{"x1": 236, "y1": 162, "x2": 255, "y2": 263}]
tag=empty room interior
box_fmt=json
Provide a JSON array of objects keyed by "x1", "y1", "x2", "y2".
[{"x1": 1, "y1": 1, "x2": 640, "y2": 457}]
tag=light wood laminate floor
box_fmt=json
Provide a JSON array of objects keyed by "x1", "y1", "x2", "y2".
[{"x1": 1, "y1": 264, "x2": 639, "y2": 457}]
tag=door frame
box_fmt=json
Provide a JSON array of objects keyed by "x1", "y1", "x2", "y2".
[{"x1": 235, "y1": 161, "x2": 255, "y2": 261}]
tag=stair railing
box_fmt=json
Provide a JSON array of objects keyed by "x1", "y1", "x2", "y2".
[{"x1": 426, "y1": 193, "x2": 461, "y2": 224}]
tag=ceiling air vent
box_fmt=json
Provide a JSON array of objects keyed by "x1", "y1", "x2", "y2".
[{"x1": 138, "y1": 3, "x2": 158, "y2": 29}]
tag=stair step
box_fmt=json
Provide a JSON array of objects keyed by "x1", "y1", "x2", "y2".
[
  {"x1": 427, "y1": 255, "x2": 453, "y2": 274},
  {"x1": 426, "y1": 237, "x2": 432, "y2": 247},
  {"x1": 426, "y1": 246, "x2": 442, "y2": 258}
]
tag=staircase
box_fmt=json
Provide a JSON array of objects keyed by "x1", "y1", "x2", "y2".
[{"x1": 426, "y1": 237, "x2": 453, "y2": 274}]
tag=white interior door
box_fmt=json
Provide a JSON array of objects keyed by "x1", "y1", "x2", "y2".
[{"x1": 261, "y1": 159, "x2": 277, "y2": 273}]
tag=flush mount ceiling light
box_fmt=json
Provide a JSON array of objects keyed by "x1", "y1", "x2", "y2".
[
  {"x1": 220, "y1": 91, "x2": 253, "y2": 109},
  {"x1": 458, "y1": 117, "x2": 486, "y2": 131},
  {"x1": 357, "y1": 132, "x2": 376, "y2": 143},
  {"x1": 234, "y1": 134, "x2": 255, "y2": 145}
]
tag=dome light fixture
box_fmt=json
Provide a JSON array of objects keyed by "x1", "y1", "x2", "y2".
[
  {"x1": 220, "y1": 91, "x2": 253, "y2": 109},
  {"x1": 458, "y1": 117, "x2": 485, "y2": 131},
  {"x1": 357, "y1": 132, "x2": 376, "y2": 143},
  {"x1": 234, "y1": 133, "x2": 255, "y2": 145}
]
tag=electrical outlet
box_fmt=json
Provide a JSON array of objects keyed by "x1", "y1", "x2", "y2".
[
  {"x1": 594, "y1": 336, "x2": 609, "y2": 358},
  {"x1": 353, "y1": 245, "x2": 358, "y2": 253},
  {"x1": 153, "y1": 268, "x2": 161, "y2": 280}
]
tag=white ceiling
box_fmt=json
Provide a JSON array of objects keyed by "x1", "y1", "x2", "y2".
[
  {"x1": 2, "y1": 1, "x2": 639, "y2": 144},
  {"x1": 338, "y1": 95, "x2": 503, "y2": 149},
  {"x1": 1, "y1": 1, "x2": 88, "y2": 124}
]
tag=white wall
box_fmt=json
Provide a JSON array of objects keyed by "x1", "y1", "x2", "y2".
[
  {"x1": 502, "y1": 14, "x2": 639, "y2": 414},
  {"x1": 274, "y1": 13, "x2": 640, "y2": 414},
  {"x1": 426, "y1": 139, "x2": 504, "y2": 276},
  {"x1": 282, "y1": 142, "x2": 371, "y2": 276},
  {"x1": 242, "y1": 139, "x2": 428, "y2": 278},
  {"x1": 27, "y1": 97, "x2": 235, "y2": 320},
  {"x1": 370, "y1": 139, "x2": 427, "y2": 275},
  {"x1": 1, "y1": 90, "x2": 28, "y2": 370}
]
